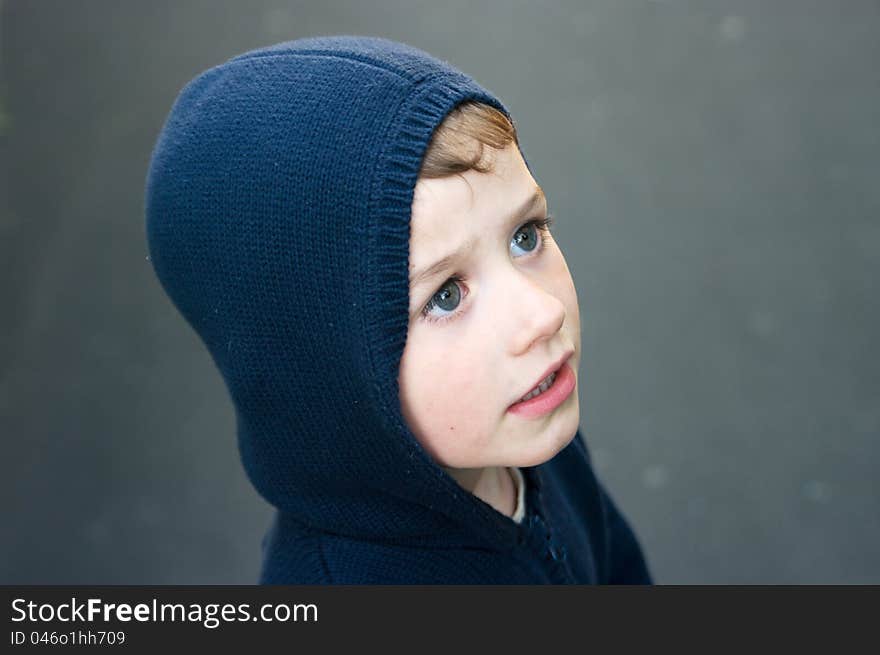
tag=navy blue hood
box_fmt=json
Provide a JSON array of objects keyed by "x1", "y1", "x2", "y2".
[{"x1": 145, "y1": 35, "x2": 539, "y2": 549}]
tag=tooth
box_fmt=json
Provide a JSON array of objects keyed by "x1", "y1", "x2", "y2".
[{"x1": 520, "y1": 371, "x2": 557, "y2": 402}]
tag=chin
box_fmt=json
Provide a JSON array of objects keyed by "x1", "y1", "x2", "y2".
[
  {"x1": 546, "y1": 404, "x2": 581, "y2": 460},
  {"x1": 518, "y1": 420, "x2": 579, "y2": 468}
]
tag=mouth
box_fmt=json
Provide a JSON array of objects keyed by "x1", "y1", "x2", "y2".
[{"x1": 511, "y1": 349, "x2": 574, "y2": 407}]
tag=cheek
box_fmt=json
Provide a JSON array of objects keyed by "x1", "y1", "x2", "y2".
[
  {"x1": 402, "y1": 340, "x2": 485, "y2": 420},
  {"x1": 398, "y1": 331, "x2": 492, "y2": 460},
  {"x1": 550, "y1": 249, "x2": 580, "y2": 332},
  {"x1": 563, "y1": 274, "x2": 580, "y2": 332}
]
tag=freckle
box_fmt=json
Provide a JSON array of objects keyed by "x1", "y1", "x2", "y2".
[{"x1": 449, "y1": 426, "x2": 454, "y2": 430}]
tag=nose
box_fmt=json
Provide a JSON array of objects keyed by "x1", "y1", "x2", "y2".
[{"x1": 507, "y1": 273, "x2": 566, "y2": 356}]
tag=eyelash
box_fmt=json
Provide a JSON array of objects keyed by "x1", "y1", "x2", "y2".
[{"x1": 420, "y1": 215, "x2": 556, "y2": 325}]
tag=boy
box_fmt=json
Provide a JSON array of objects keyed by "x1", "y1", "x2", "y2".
[{"x1": 146, "y1": 35, "x2": 651, "y2": 584}]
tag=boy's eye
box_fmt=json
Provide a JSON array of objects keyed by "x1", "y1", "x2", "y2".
[
  {"x1": 512, "y1": 222, "x2": 540, "y2": 253},
  {"x1": 430, "y1": 276, "x2": 463, "y2": 313}
]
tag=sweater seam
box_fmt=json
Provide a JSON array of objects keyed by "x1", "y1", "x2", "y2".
[
  {"x1": 227, "y1": 49, "x2": 447, "y2": 85},
  {"x1": 319, "y1": 529, "x2": 505, "y2": 554},
  {"x1": 316, "y1": 535, "x2": 335, "y2": 584}
]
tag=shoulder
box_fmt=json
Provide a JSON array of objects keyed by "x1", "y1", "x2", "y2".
[{"x1": 260, "y1": 530, "x2": 333, "y2": 584}]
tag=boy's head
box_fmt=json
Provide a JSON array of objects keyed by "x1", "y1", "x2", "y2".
[
  {"x1": 145, "y1": 35, "x2": 582, "y2": 539},
  {"x1": 401, "y1": 102, "x2": 581, "y2": 479}
]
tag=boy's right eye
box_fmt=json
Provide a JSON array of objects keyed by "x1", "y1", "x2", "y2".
[{"x1": 421, "y1": 274, "x2": 468, "y2": 325}]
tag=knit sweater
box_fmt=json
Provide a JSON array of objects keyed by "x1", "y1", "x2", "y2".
[{"x1": 145, "y1": 35, "x2": 652, "y2": 584}]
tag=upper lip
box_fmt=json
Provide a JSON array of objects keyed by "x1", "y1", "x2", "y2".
[{"x1": 512, "y1": 349, "x2": 574, "y2": 405}]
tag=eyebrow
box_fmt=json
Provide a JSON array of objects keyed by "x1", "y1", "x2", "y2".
[{"x1": 408, "y1": 185, "x2": 547, "y2": 289}]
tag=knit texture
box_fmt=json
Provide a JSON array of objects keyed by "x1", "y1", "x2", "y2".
[{"x1": 145, "y1": 35, "x2": 651, "y2": 583}]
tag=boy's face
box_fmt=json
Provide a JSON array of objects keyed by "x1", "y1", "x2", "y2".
[{"x1": 399, "y1": 143, "x2": 581, "y2": 472}]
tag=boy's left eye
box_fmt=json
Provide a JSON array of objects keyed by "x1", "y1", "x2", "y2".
[
  {"x1": 510, "y1": 215, "x2": 554, "y2": 257},
  {"x1": 512, "y1": 221, "x2": 541, "y2": 254}
]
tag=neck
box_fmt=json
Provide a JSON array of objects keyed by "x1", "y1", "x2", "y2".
[{"x1": 443, "y1": 465, "x2": 516, "y2": 517}]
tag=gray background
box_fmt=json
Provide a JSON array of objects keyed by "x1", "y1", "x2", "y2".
[{"x1": 1, "y1": 0, "x2": 877, "y2": 584}]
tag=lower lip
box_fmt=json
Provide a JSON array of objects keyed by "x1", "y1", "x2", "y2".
[{"x1": 507, "y1": 361, "x2": 576, "y2": 419}]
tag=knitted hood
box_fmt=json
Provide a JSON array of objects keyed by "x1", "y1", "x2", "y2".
[{"x1": 145, "y1": 35, "x2": 540, "y2": 550}]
